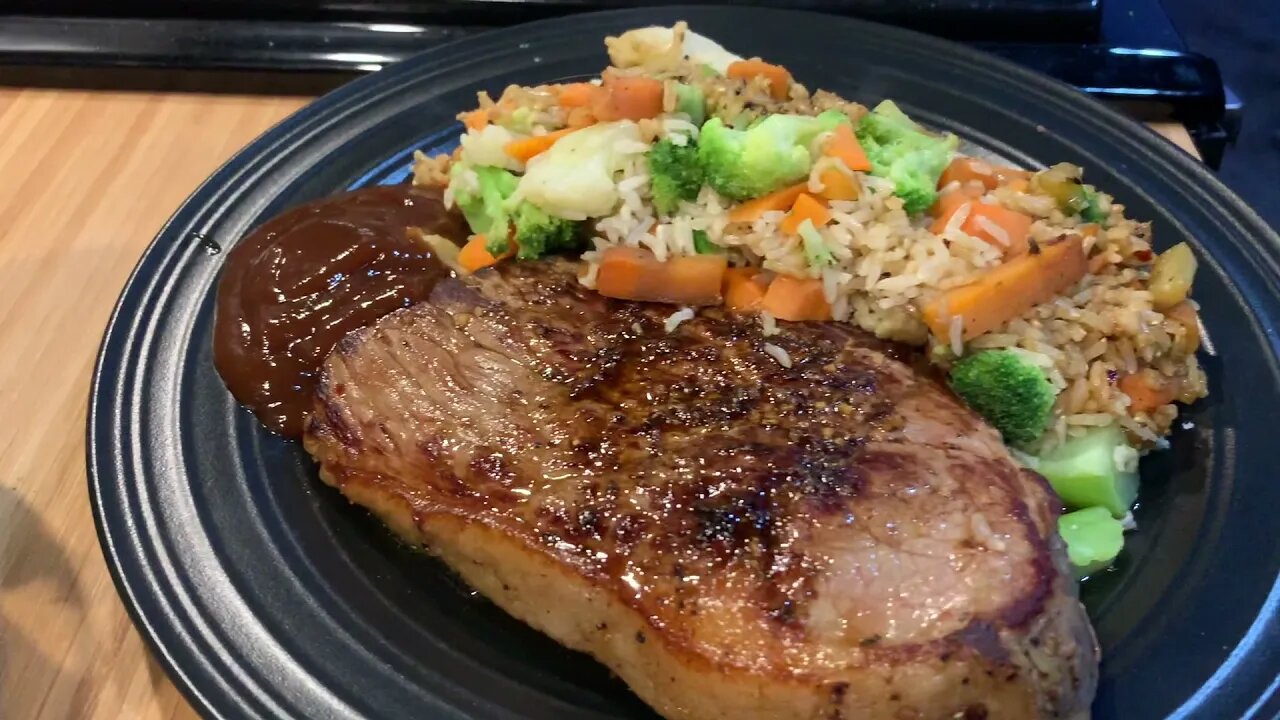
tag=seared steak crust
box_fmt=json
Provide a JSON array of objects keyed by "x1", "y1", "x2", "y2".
[{"x1": 303, "y1": 260, "x2": 1097, "y2": 720}]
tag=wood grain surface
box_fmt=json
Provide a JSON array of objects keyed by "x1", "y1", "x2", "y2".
[
  {"x1": 0, "y1": 85, "x2": 307, "y2": 720},
  {"x1": 0, "y1": 80, "x2": 1197, "y2": 720}
]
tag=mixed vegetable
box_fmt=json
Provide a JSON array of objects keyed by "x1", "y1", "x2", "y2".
[
  {"x1": 948, "y1": 351, "x2": 1145, "y2": 576},
  {"x1": 433, "y1": 26, "x2": 1205, "y2": 577},
  {"x1": 949, "y1": 350, "x2": 1056, "y2": 446}
]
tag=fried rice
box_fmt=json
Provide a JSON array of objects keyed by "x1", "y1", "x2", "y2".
[{"x1": 411, "y1": 21, "x2": 1207, "y2": 455}]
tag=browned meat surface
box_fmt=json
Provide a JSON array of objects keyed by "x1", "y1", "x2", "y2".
[{"x1": 303, "y1": 260, "x2": 1098, "y2": 720}]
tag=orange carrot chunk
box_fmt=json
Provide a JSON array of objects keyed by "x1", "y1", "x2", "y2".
[
  {"x1": 817, "y1": 167, "x2": 859, "y2": 201},
  {"x1": 595, "y1": 246, "x2": 727, "y2": 306},
  {"x1": 728, "y1": 182, "x2": 809, "y2": 223},
  {"x1": 780, "y1": 193, "x2": 832, "y2": 235},
  {"x1": 556, "y1": 82, "x2": 596, "y2": 108},
  {"x1": 503, "y1": 127, "x2": 579, "y2": 163},
  {"x1": 921, "y1": 235, "x2": 1087, "y2": 342},
  {"x1": 928, "y1": 190, "x2": 980, "y2": 233},
  {"x1": 938, "y1": 156, "x2": 1030, "y2": 191},
  {"x1": 459, "y1": 108, "x2": 490, "y2": 131},
  {"x1": 762, "y1": 275, "x2": 832, "y2": 322},
  {"x1": 1118, "y1": 371, "x2": 1177, "y2": 414},
  {"x1": 590, "y1": 74, "x2": 664, "y2": 121},
  {"x1": 723, "y1": 268, "x2": 771, "y2": 311},
  {"x1": 962, "y1": 203, "x2": 1034, "y2": 258},
  {"x1": 824, "y1": 124, "x2": 872, "y2": 173},
  {"x1": 726, "y1": 59, "x2": 793, "y2": 100},
  {"x1": 565, "y1": 106, "x2": 596, "y2": 128},
  {"x1": 458, "y1": 234, "x2": 512, "y2": 273}
]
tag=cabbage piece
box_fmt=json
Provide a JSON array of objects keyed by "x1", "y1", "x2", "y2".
[
  {"x1": 460, "y1": 124, "x2": 525, "y2": 172},
  {"x1": 515, "y1": 120, "x2": 649, "y2": 220},
  {"x1": 605, "y1": 24, "x2": 743, "y2": 75}
]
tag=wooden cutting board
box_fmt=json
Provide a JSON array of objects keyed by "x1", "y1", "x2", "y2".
[{"x1": 0, "y1": 81, "x2": 1197, "y2": 719}]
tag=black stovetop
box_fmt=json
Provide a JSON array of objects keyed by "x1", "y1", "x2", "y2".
[{"x1": 0, "y1": 0, "x2": 1235, "y2": 165}]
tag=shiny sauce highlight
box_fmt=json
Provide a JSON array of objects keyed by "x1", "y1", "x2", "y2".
[{"x1": 213, "y1": 185, "x2": 466, "y2": 437}]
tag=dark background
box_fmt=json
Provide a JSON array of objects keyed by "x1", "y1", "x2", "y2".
[
  {"x1": 0, "y1": 0, "x2": 1274, "y2": 228},
  {"x1": 1164, "y1": 0, "x2": 1278, "y2": 230}
]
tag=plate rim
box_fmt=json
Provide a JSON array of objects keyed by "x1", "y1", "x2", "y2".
[{"x1": 87, "y1": 6, "x2": 1280, "y2": 720}]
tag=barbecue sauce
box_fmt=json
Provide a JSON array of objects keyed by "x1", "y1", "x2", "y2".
[{"x1": 213, "y1": 185, "x2": 466, "y2": 437}]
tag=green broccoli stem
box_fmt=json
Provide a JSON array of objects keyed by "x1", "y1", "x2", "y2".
[
  {"x1": 1036, "y1": 423, "x2": 1138, "y2": 517},
  {"x1": 1058, "y1": 506, "x2": 1125, "y2": 576}
]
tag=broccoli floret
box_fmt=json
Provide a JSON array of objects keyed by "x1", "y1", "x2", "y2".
[
  {"x1": 509, "y1": 202, "x2": 582, "y2": 259},
  {"x1": 949, "y1": 349, "x2": 1055, "y2": 445},
  {"x1": 698, "y1": 110, "x2": 849, "y2": 200},
  {"x1": 674, "y1": 83, "x2": 706, "y2": 125},
  {"x1": 855, "y1": 100, "x2": 958, "y2": 215},
  {"x1": 448, "y1": 162, "x2": 519, "y2": 237},
  {"x1": 647, "y1": 138, "x2": 705, "y2": 215}
]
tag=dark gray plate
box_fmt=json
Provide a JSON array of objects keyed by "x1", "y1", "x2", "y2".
[{"x1": 88, "y1": 7, "x2": 1280, "y2": 719}]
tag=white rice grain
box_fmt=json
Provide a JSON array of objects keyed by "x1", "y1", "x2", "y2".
[
  {"x1": 579, "y1": 260, "x2": 601, "y2": 289},
  {"x1": 970, "y1": 513, "x2": 1007, "y2": 552},
  {"x1": 664, "y1": 307, "x2": 694, "y2": 333},
  {"x1": 617, "y1": 173, "x2": 650, "y2": 193},
  {"x1": 1113, "y1": 443, "x2": 1140, "y2": 473},
  {"x1": 821, "y1": 267, "x2": 840, "y2": 305},
  {"x1": 974, "y1": 215, "x2": 1010, "y2": 247},
  {"x1": 943, "y1": 202, "x2": 972, "y2": 237},
  {"x1": 763, "y1": 343, "x2": 792, "y2": 368},
  {"x1": 761, "y1": 311, "x2": 779, "y2": 337}
]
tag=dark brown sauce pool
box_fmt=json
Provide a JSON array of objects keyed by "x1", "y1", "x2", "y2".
[{"x1": 213, "y1": 184, "x2": 466, "y2": 437}]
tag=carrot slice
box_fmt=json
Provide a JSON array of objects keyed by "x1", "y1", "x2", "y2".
[
  {"x1": 1118, "y1": 371, "x2": 1177, "y2": 414},
  {"x1": 780, "y1": 193, "x2": 832, "y2": 235},
  {"x1": 928, "y1": 189, "x2": 980, "y2": 233},
  {"x1": 727, "y1": 59, "x2": 793, "y2": 100},
  {"x1": 762, "y1": 274, "x2": 832, "y2": 321},
  {"x1": 962, "y1": 203, "x2": 1034, "y2": 258},
  {"x1": 595, "y1": 246, "x2": 727, "y2": 306},
  {"x1": 458, "y1": 234, "x2": 513, "y2": 273},
  {"x1": 459, "y1": 108, "x2": 490, "y2": 131},
  {"x1": 938, "y1": 156, "x2": 1030, "y2": 191},
  {"x1": 557, "y1": 82, "x2": 596, "y2": 108},
  {"x1": 504, "y1": 127, "x2": 578, "y2": 163},
  {"x1": 921, "y1": 235, "x2": 1087, "y2": 341},
  {"x1": 565, "y1": 106, "x2": 596, "y2": 129},
  {"x1": 817, "y1": 167, "x2": 859, "y2": 201},
  {"x1": 728, "y1": 182, "x2": 810, "y2": 224},
  {"x1": 1005, "y1": 177, "x2": 1030, "y2": 194},
  {"x1": 591, "y1": 74, "x2": 664, "y2": 121},
  {"x1": 723, "y1": 268, "x2": 770, "y2": 311},
  {"x1": 824, "y1": 124, "x2": 872, "y2": 173}
]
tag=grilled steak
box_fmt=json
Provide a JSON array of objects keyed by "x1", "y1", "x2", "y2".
[{"x1": 303, "y1": 260, "x2": 1098, "y2": 720}]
